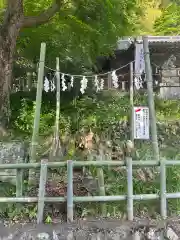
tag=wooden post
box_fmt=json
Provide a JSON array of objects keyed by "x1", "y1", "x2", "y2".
[
  {"x1": 130, "y1": 62, "x2": 134, "y2": 143},
  {"x1": 122, "y1": 81, "x2": 125, "y2": 91},
  {"x1": 37, "y1": 159, "x2": 48, "y2": 224},
  {"x1": 108, "y1": 72, "x2": 112, "y2": 89},
  {"x1": 29, "y1": 43, "x2": 46, "y2": 184},
  {"x1": 143, "y1": 36, "x2": 159, "y2": 160},
  {"x1": 26, "y1": 72, "x2": 32, "y2": 91}
]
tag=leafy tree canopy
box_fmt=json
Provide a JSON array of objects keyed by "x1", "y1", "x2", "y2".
[
  {"x1": 137, "y1": 0, "x2": 161, "y2": 34},
  {"x1": 1, "y1": 0, "x2": 143, "y2": 74},
  {"x1": 154, "y1": 2, "x2": 180, "y2": 35}
]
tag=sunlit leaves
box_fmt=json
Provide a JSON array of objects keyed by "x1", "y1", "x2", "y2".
[
  {"x1": 138, "y1": 0, "x2": 162, "y2": 34},
  {"x1": 16, "y1": 0, "x2": 143, "y2": 74},
  {"x1": 154, "y1": 3, "x2": 180, "y2": 35},
  {"x1": 23, "y1": 0, "x2": 52, "y2": 15}
]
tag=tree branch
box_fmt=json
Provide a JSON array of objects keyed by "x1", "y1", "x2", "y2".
[{"x1": 22, "y1": 0, "x2": 63, "y2": 28}]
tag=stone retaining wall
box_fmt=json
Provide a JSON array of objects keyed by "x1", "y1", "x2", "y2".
[{"x1": 0, "y1": 141, "x2": 28, "y2": 185}]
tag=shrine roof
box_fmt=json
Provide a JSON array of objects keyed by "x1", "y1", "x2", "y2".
[
  {"x1": 140, "y1": 36, "x2": 180, "y2": 43},
  {"x1": 116, "y1": 36, "x2": 180, "y2": 50}
]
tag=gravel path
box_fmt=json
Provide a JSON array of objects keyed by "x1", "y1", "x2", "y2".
[{"x1": 1, "y1": 218, "x2": 180, "y2": 239}]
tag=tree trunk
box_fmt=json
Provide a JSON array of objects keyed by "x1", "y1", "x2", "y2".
[
  {"x1": 0, "y1": 0, "x2": 23, "y2": 129},
  {"x1": 0, "y1": 43, "x2": 15, "y2": 128},
  {"x1": 0, "y1": 0, "x2": 61, "y2": 131}
]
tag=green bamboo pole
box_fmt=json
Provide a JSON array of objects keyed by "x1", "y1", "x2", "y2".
[
  {"x1": 16, "y1": 156, "x2": 23, "y2": 197},
  {"x1": 143, "y1": 36, "x2": 159, "y2": 160},
  {"x1": 49, "y1": 57, "x2": 62, "y2": 160},
  {"x1": 3, "y1": 192, "x2": 180, "y2": 204},
  {"x1": 16, "y1": 156, "x2": 23, "y2": 210},
  {"x1": 55, "y1": 57, "x2": 61, "y2": 151},
  {"x1": 67, "y1": 160, "x2": 74, "y2": 222},
  {"x1": 2, "y1": 159, "x2": 180, "y2": 169},
  {"x1": 129, "y1": 62, "x2": 134, "y2": 143},
  {"x1": 160, "y1": 159, "x2": 167, "y2": 219},
  {"x1": 126, "y1": 156, "x2": 133, "y2": 220},
  {"x1": 29, "y1": 43, "x2": 46, "y2": 185},
  {"x1": 97, "y1": 146, "x2": 106, "y2": 216},
  {"x1": 37, "y1": 159, "x2": 48, "y2": 224}
]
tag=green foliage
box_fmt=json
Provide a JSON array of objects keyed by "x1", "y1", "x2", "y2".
[
  {"x1": 8, "y1": 90, "x2": 180, "y2": 219},
  {"x1": 71, "y1": 92, "x2": 128, "y2": 132},
  {"x1": 0, "y1": 182, "x2": 37, "y2": 220},
  {"x1": 10, "y1": 90, "x2": 130, "y2": 139},
  {"x1": 11, "y1": 96, "x2": 71, "y2": 136},
  {"x1": 11, "y1": 90, "x2": 180, "y2": 145},
  {"x1": 14, "y1": 100, "x2": 54, "y2": 135},
  {"x1": 139, "y1": 0, "x2": 162, "y2": 34},
  {"x1": 16, "y1": 0, "x2": 143, "y2": 75},
  {"x1": 154, "y1": 3, "x2": 180, "y2": 34},
  {"x1": 0, "y1": 0, "x2": 145, "y2": 80}
]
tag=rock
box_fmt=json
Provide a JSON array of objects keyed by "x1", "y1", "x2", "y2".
[
  {"x1": 114, "y1": 226, "x2": 131, "y2": 239},
  {"x1": 146, "y1": 228, "x2": 161, "y2": 240},
  {"x1": 0, "y1": 141, "x2": 28, "y2": 185},
  {"x1": 66, "y1": 231, "x2": 74, "y2": 240},
  {"x1": 166, "y1": 227, "x2": 178, "y2": 240},
  {"x1": 90, "y1": 232, "x2": 104, "y2": 240},
  {"x1": 74, "y1": 229, "x2": 87, "y2": 240},
  {"x1": 132, "y1": 231, "x2": 141, "y2": 240},
  {"x1": 19, "y1": 232, "x2": 34, "y2": 240},
  {"x1": 37, "y1": 232, "x2": 50, "y2": 240},
  {"x1": 52, "y1": 230, "x2": 59, "y2": 240}
]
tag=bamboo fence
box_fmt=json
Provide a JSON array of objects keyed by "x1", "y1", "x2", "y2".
[{"x1": 3, "y1": 158, "x2": 180, "y2": 223}]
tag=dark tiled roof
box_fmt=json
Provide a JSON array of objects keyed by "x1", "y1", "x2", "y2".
[
  {"x1": 147, "y1": 36, "x2": 180, "y2": 42},
  {"x1": 116, "y1": 36, "x2": 180, "y2": 50}
]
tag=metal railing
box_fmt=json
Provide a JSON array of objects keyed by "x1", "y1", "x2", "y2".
[{"x1": 1, "y1": 159, "x2": 180, "y2": 223}]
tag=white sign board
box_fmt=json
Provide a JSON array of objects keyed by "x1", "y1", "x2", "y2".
[{"x1": 133, "y1": 106, "x2": 149, "y2": 139}]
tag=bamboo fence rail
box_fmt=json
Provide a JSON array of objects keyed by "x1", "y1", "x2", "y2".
[{"x1": 3, "y1": 158, "x2": 180, "y2": 223}]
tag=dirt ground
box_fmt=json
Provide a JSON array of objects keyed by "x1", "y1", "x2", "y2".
[{"x1": 1, "y1": 218, "x2": 180, "y2": 240}]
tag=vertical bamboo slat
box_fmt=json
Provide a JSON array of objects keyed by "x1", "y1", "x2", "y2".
[
  {"x1": 37, "y1": 159, "x2": 48, "y2": 224},
  {"x1": 16, "y1": 156, "x2": 23, "y2": 209},
  {"x1": 97, "y1": 148, "x2": 106, "y2": 216},
  {"x1": 126, "y1": 156, "x2": 133, "y2": 220},
  {"x1": 130, "y1": 62, "x2": 134, "y2": 143},
  {"x1": 67, "y1": 160, "x2": 73, "y2": 223},
  {"x1": 160, "y1": 159, "x2": 167, "y2": 219}
]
